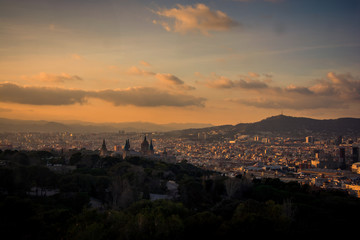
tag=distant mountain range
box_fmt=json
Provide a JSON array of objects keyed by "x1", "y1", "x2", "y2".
[
  {"x1": 0, "y1": 118, "x2": 213, "y2": 133},
  {"x1": 1, "y1": 115, "x2": 360, "y2": 137},
  {"x1": 166, "y1": 115, "x2": 360, "y2": 138}
]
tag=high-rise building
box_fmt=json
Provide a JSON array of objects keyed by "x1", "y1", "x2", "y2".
[
  {"x1": 339, "y1": 147, "x2": 345, "y2": 161},
  {"x1": 114, "y1": 145, "x2": 122, "y2": 152},
  {"x1": 352, "y1": 146, "x2": 359, "y2": 163},
  {"x1": 335, "y1": 136, "x2": 343, "y2": 145},
  {"x1": 306, "y1": 136, "x2": 314, "y2": 144}
]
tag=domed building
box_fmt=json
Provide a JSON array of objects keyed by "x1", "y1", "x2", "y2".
[
  {"x1": 121, "y1": 136, "x2": 175, "y2": 163},
  {"x1": 141, "y1": 136, "x2": 149, "y2": 154},
  {"x1": 140, "y1": 135, "x2": 154, "y2": 155}
]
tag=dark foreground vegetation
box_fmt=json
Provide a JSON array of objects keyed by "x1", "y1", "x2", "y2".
[{"x1": 1, "y1": 149, "x2": 360, "y2": 239}]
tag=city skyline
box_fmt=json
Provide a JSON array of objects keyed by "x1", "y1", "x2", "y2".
[{"x1": 1, "y1": 0, "x2": 360, "y2": 125}]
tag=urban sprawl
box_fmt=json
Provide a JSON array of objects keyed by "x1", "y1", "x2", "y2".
[{"x1": 1, "y1": 130, "x2": 360, "y2": 197}]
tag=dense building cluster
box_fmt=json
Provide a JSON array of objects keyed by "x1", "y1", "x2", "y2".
[{"x1": 1, "y1": 130, "x2": 360, "y2": 197}]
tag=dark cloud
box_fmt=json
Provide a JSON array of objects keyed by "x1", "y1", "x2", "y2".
[
  {"x1": 314, "y1": 72, "x2": 360, "y2": 101},
  {"x1": 156, "y1": 73, "x2": 184, "y2": 85},
  {"x1": 235, "y1": 79, "x2": 269, "y2": 89},
  {"x1": 94, "y1": 87, "x2": 204, "y2": 107},
  {"x1": 127, "y1": 66, "x2": 195, "y2": 91},
  {"x1": 227, "y1": 72, "x2": 360, "y2": 110},
  {"x1": 284, "y1": 85, "x2": 314, "y2": 95},
  {"x1": 0, "y1": 83, "x2": 206, "y2": 107},
  {"x1": 155, "y1": 73, "x2": 196, "y2": 91},
  {"x1": 0, "y1": 83, "x2": 88, "y2": 105}
]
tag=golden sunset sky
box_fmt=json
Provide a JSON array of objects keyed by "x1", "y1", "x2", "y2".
[{"x1": 1, "y1": 0, "x2": 360, "y2": 125}]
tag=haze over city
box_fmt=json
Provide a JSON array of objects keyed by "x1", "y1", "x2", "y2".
[{"x1": 0, "y1": 0, "x2": 359, "y2": 125}]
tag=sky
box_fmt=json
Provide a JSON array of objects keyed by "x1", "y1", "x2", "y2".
[{"x1": 0, "y1": 0, "x2": 359, "y2": 125}]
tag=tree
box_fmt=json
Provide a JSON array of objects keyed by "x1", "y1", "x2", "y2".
[
  {"x1": 28, "y1": 166, "x2": 58, "y2": 196},
  {"x1": 225, "y1": 176, "x2": 253, "y2": 199},
  {"x1": 69, "y1": 152, "x2": 82, "y2": 166}
]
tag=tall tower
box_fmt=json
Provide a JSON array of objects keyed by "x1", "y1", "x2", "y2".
[
  {"x1": 339, "y1": 147, "x2": 346, "y2": 169},
  {"x1": 149, "y1": 139, "x2": 154, "y2": 155},
  {"x1": 353, "y1": 146, "x2": 359, "y2": 163},
  {"x1": 100, "y1": 139, "x2": 108, "y2": 157},
  {"x1": 124, "y1": 139, "x2": 130, "y2": 151}
]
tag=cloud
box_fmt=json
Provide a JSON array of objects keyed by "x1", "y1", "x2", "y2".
[
  {"x1": 23, "y1": 72, "x2": 83, "y2": 83},
  {"x1": 139, "y1": 60, "x2": 151, "y2": 67},
  {"x1": 205, "y1": 75, "x2": 234, "y2": 89},
  {"x1": 94, "y1": 87, "x2": 204, "y2": 107},
  {"x1": 153, "y1": 3, "x2": 239, "y2": 35},
  {"x1": 127, "y1": 66, "x2": 155, "y2": 76},
  {"x1": 155, "y1": 73, "x2": 196, "y2": 91},
  {"x1": 248, "y1": 72, "x2": 260, "y2": 78},
  {"x1": 226, "y1": 72, "x2": 360, "y2": 110},
  {"x1": 311, "y1": 72, "x2": 360, "y2": 101},
  {"x1": 285, "y1": 85, "x2": 314, "y2": 95},
  {"x1": 127, "y1": 65, "x2": 195, "y2": 91},
  {"x1": 0, "y1": 83, "x2": 205, "y2": 107},
  {"x1": 156, "y1": 73, "x2": 183, "y2": 85},
  {"x1": 202, "y1": 73, "x2": 269, "y2": 89},
  {"x1": 0, "y1": 83, "x2": 88, "y2": 105},
  {"x1": 155, "y1": 73, "x2": 195, "y2": 90}
]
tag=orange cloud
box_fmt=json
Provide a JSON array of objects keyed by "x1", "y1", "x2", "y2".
[
  {"x1": 127, "y1": 66, "x2": 155, "y2": 76},
  {"x1": 154, "y1": 3, "x2": 239, "y2": 35},
  {"x1": 156, "y1": 73, "x2": 196, "y2": 91},
  {"x1": 139, "y1": 60, "x2": 151, "y2": 67},
  {"x1": 127, "y1": 65, "x2": 195, "y2": 91},
  {"x1": 201, "y1": 72, "x2": 269, "y2": 89},
  {"x1": 23, "y1": 72, "x2": 83, "y2": 83}
]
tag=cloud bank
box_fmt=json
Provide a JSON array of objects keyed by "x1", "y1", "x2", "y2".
[
  {"x1": 202, "y1": 72, "x2": 270, "y2": 89},
  {"x1": 0, "y1": 83, "x2": 206, "y2": 107},
  {"x1": 203, "y1": 72, "x2": 360, "y2": 110}
]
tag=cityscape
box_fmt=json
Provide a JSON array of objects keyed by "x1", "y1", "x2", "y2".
[
  {"x1": 1, "y1": 115, "x2": 360, "y2": 198},
  {"x1": 1, "y1": 0, "x2": 360, "y2": 238}
]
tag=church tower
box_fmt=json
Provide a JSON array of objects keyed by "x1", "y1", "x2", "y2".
[
  {"x1": 100, "y1": 139, "x2": 108, "y2": 157},
  {"x1": 149, "y1": 139, "x2": 154, "y2": 155},
  {"x1": 124, "y1": 139, "x2": 130, "y2": 151}
]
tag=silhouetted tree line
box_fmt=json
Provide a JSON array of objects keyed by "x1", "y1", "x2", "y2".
[{"x1": 0, "y1": 150, "x2": 360, "y2": 239}]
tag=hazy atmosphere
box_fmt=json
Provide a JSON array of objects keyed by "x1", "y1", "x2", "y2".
[{"x1": 1, "y1": 0, "x2": 359, "y2": 125}]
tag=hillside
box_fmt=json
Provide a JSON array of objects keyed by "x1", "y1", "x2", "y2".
[
  {"x1": 0, "y1": 118, "x2": 213, "y2": 133},
  {"x1": 167, "y1": 115, "x2": 360, "y2": 138},
  {"x1": 1, "y1": 115, "x2": 360, "y2": 137}
]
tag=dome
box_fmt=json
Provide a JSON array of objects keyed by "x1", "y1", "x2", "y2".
[{"x1": 141, "y1": 136, "x2": 149, "y2": 152}]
